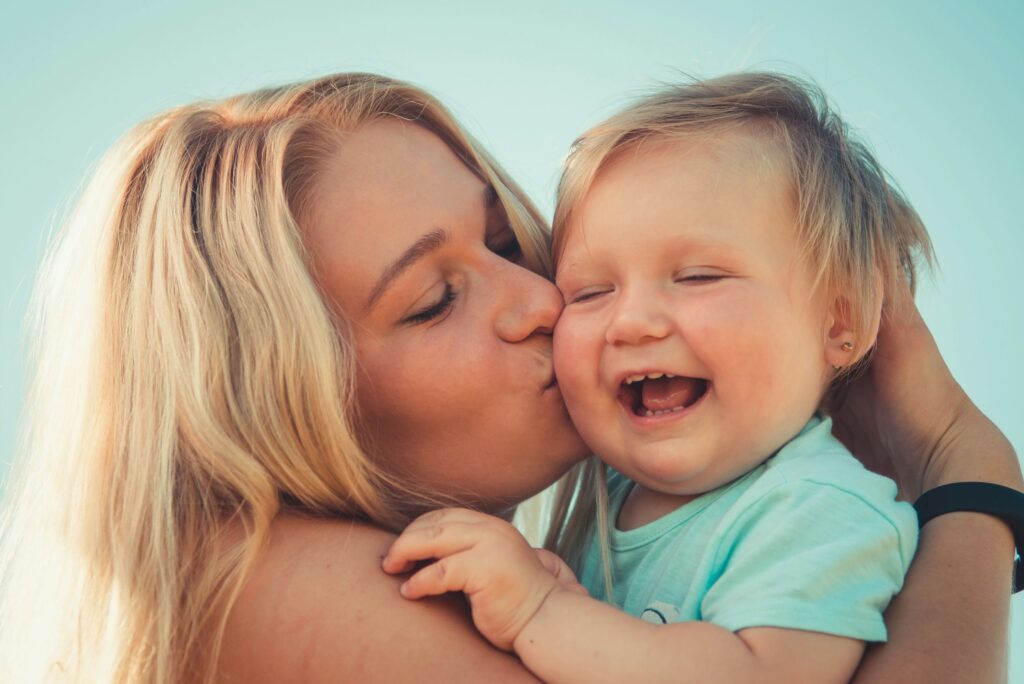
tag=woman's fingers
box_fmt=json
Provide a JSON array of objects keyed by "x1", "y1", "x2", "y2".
[{"x1": 832, "y1": 277, "x2": 1020, "y2": 498}]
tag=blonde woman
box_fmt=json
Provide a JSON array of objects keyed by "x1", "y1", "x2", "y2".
[{"x1": 0, "y1": 73, "x2": 1018, "y2": 683}]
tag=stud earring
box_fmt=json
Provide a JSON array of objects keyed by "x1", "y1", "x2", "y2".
[{"x1": 833, "y1": 340, "x2": 855, "y2": 370}]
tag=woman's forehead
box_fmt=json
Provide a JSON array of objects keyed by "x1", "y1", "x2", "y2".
[
  {"x1": 302, "y1": 120, "x2": 488, "y2": 315},
  {"x1": 313, "y1": 120, "x2": 484, "y2": 219}
]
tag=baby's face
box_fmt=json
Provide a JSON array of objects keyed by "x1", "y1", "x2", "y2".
[{"x1": 553, "y1": 132, "x2": 833, "y2": 496}]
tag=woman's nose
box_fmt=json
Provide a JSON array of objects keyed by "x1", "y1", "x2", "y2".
[
  {"x1": 605, "y1": 289, "x2": 673, "y2": 346},
  {"x1": 494, "y1": 263, "x2": 563, "y2": 343}
]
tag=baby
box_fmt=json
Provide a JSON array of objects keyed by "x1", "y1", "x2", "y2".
[{"x1": 384, "y1": 72, "x2": 928, "y2": 683}]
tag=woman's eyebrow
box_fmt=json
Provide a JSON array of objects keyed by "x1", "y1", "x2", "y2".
[{"x1": 364, "y1": 228, "x2": 450, "y2": 313}]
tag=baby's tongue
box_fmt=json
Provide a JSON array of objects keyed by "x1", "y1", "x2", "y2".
[{"x1": 641, "y1": 376, "x2": 703, "y2": 412}]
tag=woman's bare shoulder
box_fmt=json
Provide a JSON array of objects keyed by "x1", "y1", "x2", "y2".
[{"x1": 218, "y1": 512, "x2": 537, "y2": 683}]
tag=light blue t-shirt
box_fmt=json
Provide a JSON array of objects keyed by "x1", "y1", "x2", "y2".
[{"x1": 578, "y1": 415, "x2": 918, "y2": 641}]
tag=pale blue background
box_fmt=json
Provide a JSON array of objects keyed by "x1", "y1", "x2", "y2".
[{"x1": 2, "y1": 0, "x2": 1021, "y2": 675}]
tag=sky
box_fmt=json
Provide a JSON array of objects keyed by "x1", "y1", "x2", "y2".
[{"x1": 1, "y1": 0, "x2": 1021, "y2": 675}]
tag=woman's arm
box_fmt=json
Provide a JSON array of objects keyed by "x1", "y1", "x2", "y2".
[
  {"x1": 217, "y1": 514, "x2": 540, "y2": 683},
  {"x1": 830, "y1": 286, "x2": 1021, "y2": 684},
  {"x1": 856, "y1": 511, "x2": 1014, "y2": 682}
]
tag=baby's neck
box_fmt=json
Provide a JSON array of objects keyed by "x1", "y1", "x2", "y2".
[
  {"x1": 615, "y1": 412, "x2": 826, "y2": 530},
  {"x1": 616, "y1": 485, "x2": 698, "y2": 531}
]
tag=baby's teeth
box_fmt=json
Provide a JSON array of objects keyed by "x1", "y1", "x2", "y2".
[
  {"x1": 626, "y1": 371, "x2": 681, "y2": 385},
  {"x1": 642, "y1": 406, "x2": 687, "y2": 418}
]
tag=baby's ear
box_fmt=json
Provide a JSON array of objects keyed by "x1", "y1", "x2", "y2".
[{"x1": 824, "y1": 278, "x2": 883, "y2": 370}]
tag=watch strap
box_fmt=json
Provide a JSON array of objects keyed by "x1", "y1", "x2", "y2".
[{"x1": 914, "y1": 482, "x2": 1024, "y2": 594}]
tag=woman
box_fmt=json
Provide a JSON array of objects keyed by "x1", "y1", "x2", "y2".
[{"x1": 0, "y1": 73, "x2": 1018, "y2": 683}]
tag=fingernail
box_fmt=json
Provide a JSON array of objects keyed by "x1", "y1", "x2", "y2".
[{"x1": 381, "y1": 553, "x2": 390, "y2": 569}]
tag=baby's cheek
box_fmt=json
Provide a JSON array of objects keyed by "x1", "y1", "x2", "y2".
[
  {"x1": 552, "y1": 317, "x2": 599, "y2": 411},
  {"x1": 552, "y1": 315, "x2": 584, "y2": 377}
]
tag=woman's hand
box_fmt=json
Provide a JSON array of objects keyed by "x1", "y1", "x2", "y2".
[
  {"x1": 829, "y1": 281, "x2": 1021, "y2": 500},
  {"x1": 382, "y1": 508, "x2": 587, "y2": 651},
  {"x1": 818, "y1": 283, "x2": 1020, "y2": 684}
]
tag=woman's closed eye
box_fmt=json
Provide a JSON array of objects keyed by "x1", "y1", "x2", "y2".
[{"x1": 401, "y1": 282, "x2": 457, "y2": 325}]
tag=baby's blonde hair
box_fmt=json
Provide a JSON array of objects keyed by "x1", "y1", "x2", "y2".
[
  {"x1": 546, "y1": 71, "x2": 934, "y2": 581},
  {"x1": 0, "y1": 73, "x2": 551, "y2": 683}
]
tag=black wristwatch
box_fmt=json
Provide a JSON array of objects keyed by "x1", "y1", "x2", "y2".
[{"x1": 914, "y1": 482, "x2": 1024, "y2": 594}]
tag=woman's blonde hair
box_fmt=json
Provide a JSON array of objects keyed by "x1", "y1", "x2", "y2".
[
  {"x1": 0, "y1": 73, "x2": 551, "y2": 683},
  {"x1": 545, "y1": 71, "x2": 935, "y2": 584}
]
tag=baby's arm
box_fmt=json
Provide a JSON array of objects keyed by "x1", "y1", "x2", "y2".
[
  {"x1": 519, "y1": 590, "x2": 863, "y2": 684},
  {"x1": 384, "y1": 508, "x2": 862, "y2": 684}
]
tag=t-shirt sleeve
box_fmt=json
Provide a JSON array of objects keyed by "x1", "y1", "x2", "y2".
[{"x1": 699, "y1": 477, "x2": 918, "y2": 642}]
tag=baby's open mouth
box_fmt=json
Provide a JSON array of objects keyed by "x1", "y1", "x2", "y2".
[{"x1": 617, "y1": 373, "x2": 708, "y2": 417}]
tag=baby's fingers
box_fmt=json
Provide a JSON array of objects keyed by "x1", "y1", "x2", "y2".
[
  {"x1": 382, "y1": 521, "x2": 478, "y2": 574},
  {"x1": 399, "y1": 553, "x2": 473, "y2": 599}
]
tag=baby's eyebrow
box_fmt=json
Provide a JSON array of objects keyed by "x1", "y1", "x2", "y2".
[
  {"x1": 663, "y1": 231, "x2": 737, "y2": 251},
  {"x1": 553, "y1": 262, "x2": 595, "y2": 294}
]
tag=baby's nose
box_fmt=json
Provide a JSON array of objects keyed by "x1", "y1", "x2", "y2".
[{"x1": 605, "y1": 294, "x2": 673, "y2": 346}]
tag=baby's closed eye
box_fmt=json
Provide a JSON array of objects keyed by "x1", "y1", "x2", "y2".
[
  {"x1": 673, "y1": 267, "x2": 734, "y2": 284},
  {"x1": 567, "y1": 286, "x2": 614, "y2": 304}
]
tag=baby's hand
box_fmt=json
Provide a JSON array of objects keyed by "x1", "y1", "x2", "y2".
[
  {"x1": 532, "y1": 547, "x2": 589, "y2": 597},
  {"x1": 382, "y1": 508, "x2": 584, "y2": 651}
]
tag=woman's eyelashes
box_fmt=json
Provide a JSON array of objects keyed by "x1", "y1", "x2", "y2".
[
  {"x1": 401, "y1": 282, "x2": 457, "y2": 325},
  {"x1": 397, "y1": 230, "x2": 517, "y2": 327}
]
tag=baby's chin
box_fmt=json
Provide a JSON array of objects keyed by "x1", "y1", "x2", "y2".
[{"x1": 600, "y1": 430, "x2": 771, "y2": 496}]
